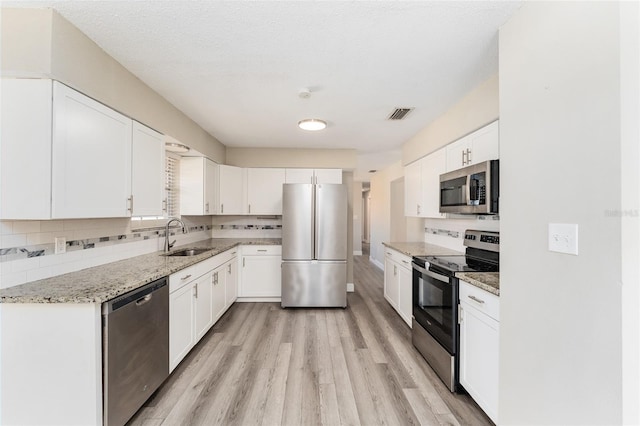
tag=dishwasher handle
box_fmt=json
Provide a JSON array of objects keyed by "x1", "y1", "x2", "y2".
[{"x1": 104, "y1": 277, "x2": 168, "y2": 314}]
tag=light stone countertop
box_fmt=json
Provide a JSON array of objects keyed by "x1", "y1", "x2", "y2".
[
  {"x1": 0, "y1": 238, "x2": 281, "y2": 304},
  {"x1": 382, "y1": 241, "x2": 463, "y2": 257},
  {"x1": 456, "y1": 272, "x2": 500, "y2": 296}
]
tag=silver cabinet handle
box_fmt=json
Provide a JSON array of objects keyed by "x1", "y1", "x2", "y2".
[
  {"x1": 462, "y1": 150, "x2": 466, "y2": 165},
  {"x1": 127, "y1": 195, "x2": 134, "y2": 213},
  {"x1": 402, "y1": 260, "x2": 409, "y2": 265},
  {"x1": 467, "y1": 148, "x2": 472, "y2": 164},
  {"x1": 213, "y1": 271, "x2": 219, "y2": 285},
  {"x1": 228, "y1": 264, "x2": 231, "y2": 274},
  {"x1": 417, "y1": 204, "x2": 421, "y2": 215},
  {"x1": 243, "y1": 258, "x2": 245, "y2": 267},
  {"x1": 393, "y1": 265, "x2": 397, "y2": 276},
  {"x1": 257, "y1": 249, "x2": 267, "y2": 252},
  {"x1": 194, "y1": 283, "x2": 198, "y2": 298},
  {"x1": 162, "y1": 198, "x2": 167, "y2": 212},
  {"x1": 221, "y1": 204, "x2": 224, "y2": 214},
  {"x1": 248, "y1": 204, "x2": 251, "y2": 214},
  {"x1": 468, "y1": 295, "x2": 485, "y2": 304},
  {"x1": 205, "y1": 202, "x2": 209, "y2": 213},
  {"x1": 181, "y1": 274, "x2": 192, "y2": 281}
]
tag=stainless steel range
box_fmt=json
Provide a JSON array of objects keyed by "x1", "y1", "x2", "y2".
[{"x1": 411, "y1": 230, "x2": 499, "y2": 392}]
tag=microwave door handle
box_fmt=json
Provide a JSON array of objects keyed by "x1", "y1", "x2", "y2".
[{"x1": 465, "y1": 175, "x2": 472, "y2": 205}]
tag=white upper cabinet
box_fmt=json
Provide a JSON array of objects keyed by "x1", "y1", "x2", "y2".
[
  {"x1": 218, "y1": 164, "x2": 246, "y2": 215},
  {"x1": 446, "y1": 120, "x2": 499, "y2": 171},
  {"x1": 404, "y1": 147, "x2": 446, "y2": 218},
  {"x1": 246, "y1": 168, "x2": 286, "y2": 215},
  {"x1": 1, "y1": 79, "x2": 167, "y2": 220},
  {"x1": 131, "y1": 122, "x2": 165, "y2": 216},
  {"x1": 180, "y1": 157, "x2": 219, "y2": 215},
  {"x1": 404, "y1": 160, "x2": 422, "y2": 217},
  {"x1": 1, "y1": 79, "x2": 52, "y2": 219},
  {"x1": 285, "y1": 168, "x2": 342, "y2": 184},
  {"x1": 52, "y1": 82, "x2": 133, "y2": 218}
]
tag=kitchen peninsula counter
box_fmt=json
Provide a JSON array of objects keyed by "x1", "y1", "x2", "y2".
[{"x1": 0, "y1": 238, "x2": 281, "y2": 304}]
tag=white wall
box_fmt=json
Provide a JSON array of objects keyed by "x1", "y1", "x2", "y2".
[
  {"x1": 369, "y1": 161, "x2": 406, "y2": 267},
  {"x1": 499, "y1": 2, "x2": 628, "y2": 424},
  {"x1": 620, "y1": 2, "x2": 640, "y2": 423}
]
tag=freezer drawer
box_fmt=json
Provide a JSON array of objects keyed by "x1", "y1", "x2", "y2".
[{"x1": 281, "y1": 261, "x2": 347, "y2": 308}]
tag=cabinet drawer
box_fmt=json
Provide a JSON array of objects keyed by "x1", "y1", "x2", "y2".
[
  {"x1": 169, "y1": 260, "x2": 212, "y2": 292},
  {"x1": 242, "y1": 245, "x2": 282, "y2": 256},
  {"x1": 213, "y1": 247, "x2": 239, "y2": 265},
  {"x1": 384, "y1": 248, "x2": 412, "y2": 270},
  {"x1": 459, "y1": 280, "x2": 499, "y2": 321}
]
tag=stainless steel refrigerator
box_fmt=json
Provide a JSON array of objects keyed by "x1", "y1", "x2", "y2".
[{"x1": 281, "y1": 183, "x2": 347, "y2": 308}]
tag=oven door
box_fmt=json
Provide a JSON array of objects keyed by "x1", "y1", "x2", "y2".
[{"x1": 412, "y1": 262, "x2": 457, "y2": 355}]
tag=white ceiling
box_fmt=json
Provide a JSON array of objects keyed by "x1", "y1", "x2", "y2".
[{"x1": 7, "y1": 1, "x2": 521, "y2": 180}]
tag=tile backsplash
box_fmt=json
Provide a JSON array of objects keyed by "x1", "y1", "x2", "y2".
[
  {"x1": 211, "y1": 215, "x2": 282, "y2": 239},
  {"x1": 423, "y1": 215, "x2": 500, "y2": 252},
  {"x1": 0, "y1": 217, "x2": 212, "y2": 289}
]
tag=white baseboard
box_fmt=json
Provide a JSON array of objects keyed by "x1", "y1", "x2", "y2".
[
  {"x1": 370, "y1": 257, "x2": 384, "y2": 270},
  {"x1": 353, "y1": 250, "x2": 363, "y2": 256},
  {"x1": 236, "y1": 297, "x2": 281, "y2": 303},
  {"x1": 347, "y1": 282, "x2": 355, "y2": 292}
]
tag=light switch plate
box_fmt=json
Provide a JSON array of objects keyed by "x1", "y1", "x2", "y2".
[
  {"x1": 55, "y1": 237, "x2": 66, "y2": 254},
  {"x1": 548, "y1": 223, "x2": 578, "y2": 255}
]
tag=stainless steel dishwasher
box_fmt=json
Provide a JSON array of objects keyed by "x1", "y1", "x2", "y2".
[{"x1": 102, "y1": 277, "x2": 169, "y2": 426}]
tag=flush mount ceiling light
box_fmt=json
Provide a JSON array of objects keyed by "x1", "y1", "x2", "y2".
[
  {"x1": 165, "y1": 142, "x2": 190, "y2": 153},
  {"x1": 298, "y1": 119, "x2": 327, "y2": 131}
]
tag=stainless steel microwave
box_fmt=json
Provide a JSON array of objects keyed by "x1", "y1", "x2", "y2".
[{"x1": 439, "y1": 160, "x2": 499, "y2": 214}]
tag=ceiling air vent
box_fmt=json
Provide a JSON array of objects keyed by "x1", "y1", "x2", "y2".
[{"x1": 387, "y1": 108, "x2": 413, "y2": 120}]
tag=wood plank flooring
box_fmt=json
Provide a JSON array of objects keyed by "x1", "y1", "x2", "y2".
[{"x1": 128, "y1": 255, "x2": 493, "y2": 426}]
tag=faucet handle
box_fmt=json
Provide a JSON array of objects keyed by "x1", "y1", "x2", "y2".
[{"x1": 168, "y1": 240, "x2": 176, "y2": 249}]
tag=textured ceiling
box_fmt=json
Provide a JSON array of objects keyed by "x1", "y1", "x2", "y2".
[{"x1": 5, "y1": 1, "x2": 521, "y2": 178}]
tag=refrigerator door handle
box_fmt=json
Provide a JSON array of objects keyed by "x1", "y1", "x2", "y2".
[{"x1": 313, "y1": 184, "x2": 318, "y2": 259}]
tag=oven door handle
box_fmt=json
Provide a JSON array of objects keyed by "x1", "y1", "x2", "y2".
[{"x1": 412, "y1": 263, "x2": 450, "y2": 283}]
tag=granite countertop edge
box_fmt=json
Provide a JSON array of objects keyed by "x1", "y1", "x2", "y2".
[
  {"x1": 456, "y1": 272, "x2": 500, "y2": 296},
  {"x1": 0, "y1": 238, "x2": 281, "y2": 304},
  {"x1": 382, "y1": 241, "x2": 463, "y2": 257}
]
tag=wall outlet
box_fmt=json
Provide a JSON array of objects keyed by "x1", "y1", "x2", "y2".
[
  {"x1": 55, "y1": 237, "x2": 66, "y2": 254},
  {"x1": 548, "y1": 223, "x2": 578, "y2": 255}
]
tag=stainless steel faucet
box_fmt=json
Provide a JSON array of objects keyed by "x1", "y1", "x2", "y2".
[{"x1": 165, "y1": 217, "x2": 187, "y2": 252}]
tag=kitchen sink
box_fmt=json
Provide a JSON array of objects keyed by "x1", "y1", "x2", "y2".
[{"x1": 166, "y1": 248, "x2": 210, "y2": 257}]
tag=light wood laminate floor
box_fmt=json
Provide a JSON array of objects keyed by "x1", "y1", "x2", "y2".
[{"x1": 128, "y1": 255, "x2": 492, "y2": 426}]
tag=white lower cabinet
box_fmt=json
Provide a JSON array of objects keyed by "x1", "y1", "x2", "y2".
[
  {"x1": 239, "y1": 245, "x2": 282, "y2": 299},
  {"x1": 384, "y1": 248, "x2": 413, "y2": 327},
  {"x1": 225, "y1": 255, "x2": 239, "y2": 306},
  {"x1": 458, "y1": 280, "x2": 500, "y2": 423},
  {"x1": 169, "y1": 248, "x2": 238, "y2": 372}
]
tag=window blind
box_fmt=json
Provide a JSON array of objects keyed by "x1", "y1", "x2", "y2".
[{"x1": 165, "y1": 155, "x2": 180, "y2": 217}]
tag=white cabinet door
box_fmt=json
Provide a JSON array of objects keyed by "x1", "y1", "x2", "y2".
[
  {"x1": 225, "y1": 257, "x2": 238, "y2": 307},
  {"x1": 194, "y1": 272, "x2": 214, "y2": 342},
  {"x1": 131, "y1": 122, "x2": 165, "y2": 216},
  {"x1": 467, "y1": 120, "x2": 499, "y2": 166},
  {"x1": 180, "y1": 157, "x2": 218, "y2": 215},
  {"x1": 314, "y1": 169, "x2": 342, "y2": 184},
  {"x1": 446, "y1": 136, "x2": 471, "y2": 171},
  {"x1": 241, "y1": 255, "x2": 282, "y2": 297},
  {"x1": 211, "y1": 265, "x2": 227, "y2": 322},
  {"x1": 383, "y1": 256, "x2": 399, "y2": 309},
  {"x1": 246, "y1": 168, "x2": 286, "y2": 214},
  {"x1": 169, "y1": 282, "x2": 195, "y2": 372},
  {"x1": 459, "y1": 281, "x2": 500, "y2": 423},
  {"x1": 1, "y1": 79, "x2": 52, "y2": 219},
  {"x1": 52, "y1": 82, "x2": 133, "y2": 218},
  {"x1": 204, "y1": 158, "x2": 218, "y2": 214},
  {"x1": 397, "y1": 260, "x2": 413, "y2": 328},
  {"x1": 420, "y1": 147, "x2": 447, "y2": 218},
  {"x1": 219, "y1": 164, "x2": 246, "y2": 214},
  {"x1": 404, "y1": 160, "x2": 422, "y2": 217}
]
